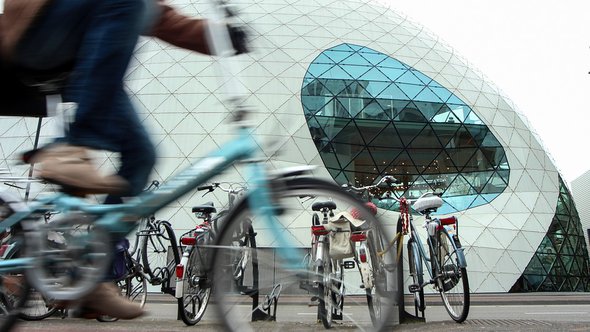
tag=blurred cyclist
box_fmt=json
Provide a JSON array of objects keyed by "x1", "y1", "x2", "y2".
[{"x1": 0, "y1": 0, "x2": 247, "y2": 319}]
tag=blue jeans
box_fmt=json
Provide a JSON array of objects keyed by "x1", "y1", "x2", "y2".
[{"x1": 14, "y1": 0, "x2": 156, "y2": 197}]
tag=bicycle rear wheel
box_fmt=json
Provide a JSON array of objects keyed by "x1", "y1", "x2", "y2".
[
  {"x1": 212, "y1": 177, "x2": 397, "y2": 332},
  {"x1": 436, "y1": 229, "x2": 469, "y2": 322},
  {"x1": 178, "y1": 246, "x2": 212, "y2": 325}
]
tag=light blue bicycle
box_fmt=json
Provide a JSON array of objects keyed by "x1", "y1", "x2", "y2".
[{"x1": 0, "y1": 2, "x2": 398, "y2": 331}]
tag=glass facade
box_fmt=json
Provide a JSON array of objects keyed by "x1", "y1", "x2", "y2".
[
  {"x1": 511, "y1": 177, "x2": 590, "y2": 292},
  {"x1": 302, "y1": 43, "x2": 509, "y2": 213}
]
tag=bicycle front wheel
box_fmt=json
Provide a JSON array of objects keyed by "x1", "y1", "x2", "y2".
[
  {"x1": 212, "y1": 177, "x2": 397, "y2": 332},
  {"x1": 317, "y1": 245, "x2": 333, "y2": 328},
  {"x1": 407, "y1": 239, "x2": 424, "y2": 318},
  {"x1": 436, "y1": 229, "x2": 469, "y2": 322}
]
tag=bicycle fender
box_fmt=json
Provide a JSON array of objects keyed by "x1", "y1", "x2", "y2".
[
  {"x1": 448, "y1": 233, "x2": 467, "y2": 268},
  {"x1": 271, "y1": 166, "x2": 316, "y2": 179},
  {"x1": 175, "y1": 251, "x2": 190, "y2": 298}
]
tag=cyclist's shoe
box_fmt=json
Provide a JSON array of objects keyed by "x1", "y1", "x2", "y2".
[
  {"x1": 77, "y1": 282, "x2": 144, "y2": 319},
  {"x1": 24, "y1": 144, "x2": 130, "y2": 196}
]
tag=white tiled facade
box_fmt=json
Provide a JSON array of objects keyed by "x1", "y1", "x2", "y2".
[
  {"x1": 1, "y1": 0, "x2": 586, "y2": 293},
  {"x1": 572, "y1": 170, "x2": 590, "y2": 257}
]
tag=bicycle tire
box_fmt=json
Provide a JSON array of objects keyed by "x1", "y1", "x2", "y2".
[
  {"x1": 317, "y1": 244, "x2": 333, "y2": 328},
  {"x1": 365, "y1": 230, "x2": 396, "y2": 325},
  {"x1": 141, "y1": 220, "x2": 180, "y2": 284},
  {"x1": 0, "y1": 233, "x2": 58, "y2": 322},
  {"x1": 24, "y1": 213, "x2": 112, "y2": 301},
  {"x1": 177, "y1": 245, "x2": 212, "y2": 325},
  {"x1": 0, "y1": 198, "x2": 32, "y2": 329},
  {"x1": 212, "y1": 177, "x2": 397, "y2": 332},
  {"x1": 436, "y1": 229, "x2": 469, "y2": 323},
  {"x1": 407, "y1": 239, "x2": 425, "y2": 317},
  {"x1": 332, "y1": 259, "x2": 344, "y2": 321},
  {"x1": 12, "y1": 259, "x2": 58, "y2": 321}
]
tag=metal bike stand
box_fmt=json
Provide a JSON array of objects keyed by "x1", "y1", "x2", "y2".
[
  {"x1": 251, "y1": 283, "x2": 282, "y2": 322},
  {"x1": 397, "y1": 221, "x2": 426, "y2": 324},
  {"x1": 251, "y1": 244, "x2": 281, "y2": 322}
]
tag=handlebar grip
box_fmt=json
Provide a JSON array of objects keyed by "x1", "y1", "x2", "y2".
[{"x1": 197, "y1": 185, "x2": 214, "y2": 191}]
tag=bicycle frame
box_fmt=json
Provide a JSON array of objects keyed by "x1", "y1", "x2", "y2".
[
  {"x1": 406, "y1": 213, "x2": 467, "y2": 285},
  {"x1": 0, "y1": 126, "x2": 282, "y2": 274}
]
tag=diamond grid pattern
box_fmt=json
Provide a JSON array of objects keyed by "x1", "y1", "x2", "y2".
[
  {"x1": 302, "y1": 43, "x2": 510, "y2": 214},
  {"x1": 511, "y1": 177, "x2": 590, "y2": 291},
  {"x1": 0, "y1": 0, "x2": 586, "y2": 293}
]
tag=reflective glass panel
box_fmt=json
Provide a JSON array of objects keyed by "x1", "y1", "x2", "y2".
[{"x1": 302, "y1": 43, "x2": 510, "y2": 212}]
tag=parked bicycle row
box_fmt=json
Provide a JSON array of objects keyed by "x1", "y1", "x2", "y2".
[{"x1": 0, "y1": 173, "x2": 469, "y2": 331}]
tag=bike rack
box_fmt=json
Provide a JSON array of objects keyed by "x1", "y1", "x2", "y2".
[
  {"x1": 251, "y1": 283, "x2": 282, "y2": 321},
  {"x1": 397, "y1": 221, "x2": 426, "y2": 324}
]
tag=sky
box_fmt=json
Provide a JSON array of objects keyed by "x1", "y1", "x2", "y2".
[{"x1": 391, "y1": 0, "x2": 590, "y2": 185}]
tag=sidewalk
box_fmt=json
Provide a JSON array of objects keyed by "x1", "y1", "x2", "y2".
[
  {"x1": 395, "y1": 292, "x2": 590, "y2": 332},
  {"x1": 14, "y1": 291, "x2": 590, "y2": 332},
  {"x1": 395, "y1": 319, "x2": 590, "y2": 332},
  {"x1": 146, "y1": 291, "x2": 590, "y2": 305},
  {"x1": 141, "y1": 291, "x2": 590, "y2": 331}
]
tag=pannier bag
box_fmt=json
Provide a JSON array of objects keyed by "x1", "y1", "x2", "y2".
[{"x1": 327, "y1": 212, "x2": 354, "y2": 259}]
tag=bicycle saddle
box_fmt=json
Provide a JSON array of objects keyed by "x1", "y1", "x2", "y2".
[
  {"x1": 1, "y1": 60, "x2": 71, "y2": 117},
  {"x1": 311, "y1": 201, "x2": 337, "y2": 211},
  {"x1": 192, "y1": 202, "x2": 217, "y2": 214},
  {"x1": 412, "y1": 194, "x2": 443, "y2": 213}
]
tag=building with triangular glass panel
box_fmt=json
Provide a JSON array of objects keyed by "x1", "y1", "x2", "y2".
[{"x1": 0, "y1": 0, "x2": 587, "y2": 293}]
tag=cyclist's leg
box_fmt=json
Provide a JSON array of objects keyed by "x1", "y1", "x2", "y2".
[{"x1": 16, "y1": 0, "x2": 151, "y2": 195}]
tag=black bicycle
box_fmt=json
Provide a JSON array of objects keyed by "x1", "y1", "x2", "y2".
[
  {"x1": 176, "y1": 182, "x2": 257, "y2": 326},
  {"x1": 361, "y1": 175, "x2": 470, "y2": 323}
]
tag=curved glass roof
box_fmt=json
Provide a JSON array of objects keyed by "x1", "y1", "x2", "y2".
[{"x1": 302, "y1": 43, "x2": 509, "y2": 213}]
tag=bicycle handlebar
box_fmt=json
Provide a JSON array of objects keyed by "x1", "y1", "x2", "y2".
[
  {"x1": 344, "y1": 175, "x2": 444, "y2": 203},
  {"x1": 197, "y1": 182, "x2": 248, "y2": 196}
]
